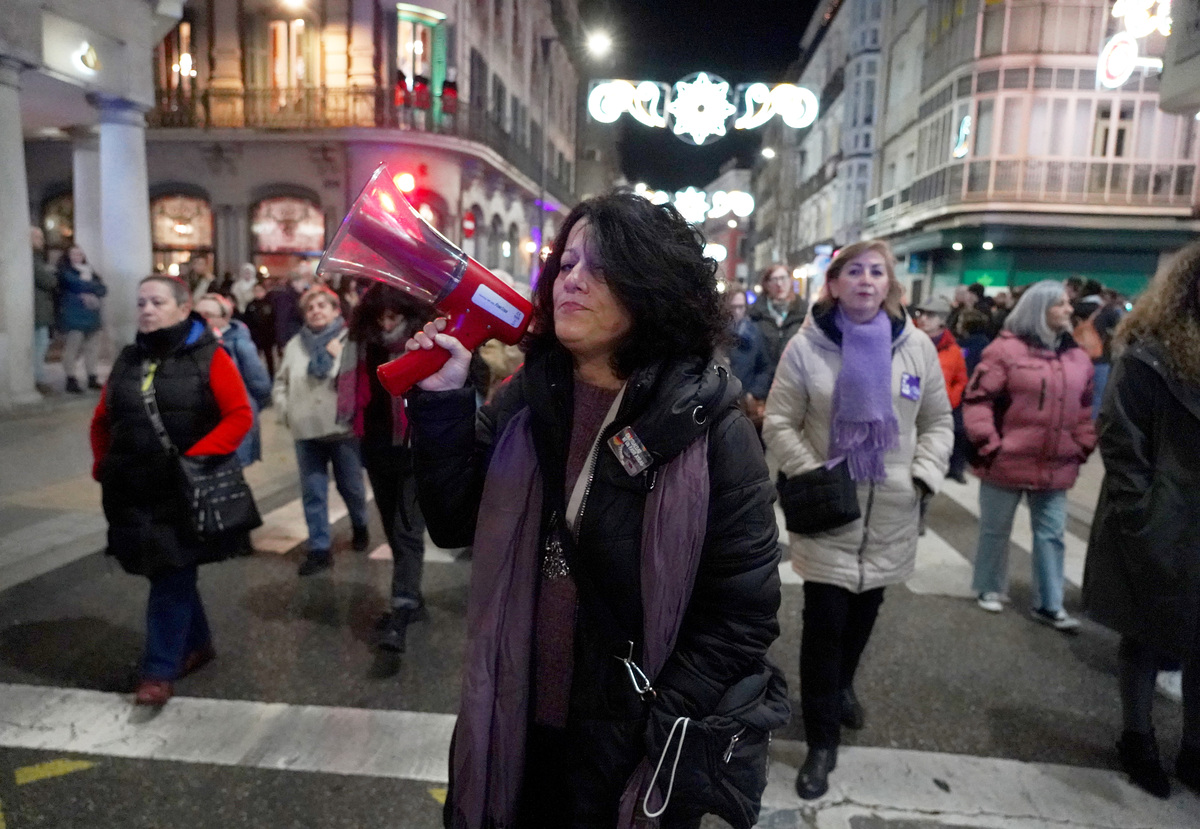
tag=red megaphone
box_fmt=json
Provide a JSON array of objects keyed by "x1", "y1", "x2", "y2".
[{"x1": 318, "y1": 164, "x2": 533, "y2": 395}]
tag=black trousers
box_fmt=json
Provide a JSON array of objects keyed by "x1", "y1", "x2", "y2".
[
  {"x1": 800, "y1": 581, "x2": 885, "y2": 748},
  {"x1": 362, "y1": 443, "x2": 426, "y2": 608},
  {"x1": 1119, "y1": 634, "x2": 1200, "y2": 746}
]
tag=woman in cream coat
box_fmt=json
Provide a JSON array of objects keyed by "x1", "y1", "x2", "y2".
[{"x1": 763, "y1": 240, "x2": 953, "y2": 800}]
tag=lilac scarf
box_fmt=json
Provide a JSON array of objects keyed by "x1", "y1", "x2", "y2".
[
  {"x1": 831, "y1": 307, "x2": 899, "y2": 481},
  {"x1": 447, "y1": 407, "x2": 710, "y2": 829}
]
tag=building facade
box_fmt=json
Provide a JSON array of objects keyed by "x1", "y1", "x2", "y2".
[
  {"x1": 752, "y1": 0, "x2": 884, "y2": 286},
  {"x1": 2, "y1": 0, "x2": 184, "y2": 410},
  {"x1": 753, "y1": 0, "x2": 1200, "y2": 303},
  {"x1": 21, "y1": 0, "x2": 583, "y2": 366}
]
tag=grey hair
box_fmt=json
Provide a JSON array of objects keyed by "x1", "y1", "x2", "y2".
[{"x1": 1003, "y1": 280, "x2": 1064, "y2": 347}]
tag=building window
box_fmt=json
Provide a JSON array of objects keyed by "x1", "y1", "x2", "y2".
[
  {"x1": 398, "y1": 17, "x2": 433, "y2": 89},
  {"x1": 251, "y1": 196, "x2": 325, "y2": 275},
  {"x1": 154, "y1": 19, "x2": 196, "y2": 104},
  {"x1": 152, "y1": 195, "x2": 213, "y2": 274},
  {"x1": 269, "y1": 19, "x2": 309, "y2": 89}
]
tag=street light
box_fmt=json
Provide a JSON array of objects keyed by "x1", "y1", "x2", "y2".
[
  {"x1": 587, "y1": 31, "x2": 612, "y2": 58},
  {"x1": 982, "y1": 241, "x2": 994, "y2": 250},
  {"x1": 952, "y1": 242, "x2": 963, "y2": 251},
  {"x1": 761, "y1": 147, "x2": 777, "y2": 159}
]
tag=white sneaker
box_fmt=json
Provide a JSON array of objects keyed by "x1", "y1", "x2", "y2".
[
  {"x1": 1030, "y1": 607, "x2": 1080, "y2": 632},
  {"x1": 1156, "y1": 670, "x2": 1183, "y2": 703},
  {"x1": 977, "y1": 592, "x2": 1004, "y2": 613}
]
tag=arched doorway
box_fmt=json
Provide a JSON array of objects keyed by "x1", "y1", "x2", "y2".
[
  {"x1": 151, "y1": 194, "x2": 214, "y2": 274},
  {"x1": 250, "y1": 195, "x2": 325, "y2": 277}
]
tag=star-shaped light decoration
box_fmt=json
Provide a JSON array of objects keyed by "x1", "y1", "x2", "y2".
[
  {"x1": 672, "y1": 187, "x2": 711, "y2": 225},
  {"x1": 666, "y1": 72, "x2": 737, "y2": 146}
]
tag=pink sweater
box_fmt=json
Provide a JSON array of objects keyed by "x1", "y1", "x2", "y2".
[{"x1": 963, "y1": 331, "x2": 1096, "y2": 491}]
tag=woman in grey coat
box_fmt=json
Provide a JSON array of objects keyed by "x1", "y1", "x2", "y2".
[{"x1": 1083, "y1": 240, "x2": 1200, "y2": 799}]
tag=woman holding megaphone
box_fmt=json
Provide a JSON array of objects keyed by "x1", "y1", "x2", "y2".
[{"x1": 405, "y1": 192, "x2": 786, "y2": 829}]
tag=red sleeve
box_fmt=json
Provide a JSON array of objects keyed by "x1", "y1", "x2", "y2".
[
  {"x1": 90, "y1": 395, "x2": 111, "y2": 481},
  {"x1": 186, "y1": 347, "x2": 253, "y2": 456},
  {"x1": 946, "y1": 346, "x2": 969, "y2": 409}
]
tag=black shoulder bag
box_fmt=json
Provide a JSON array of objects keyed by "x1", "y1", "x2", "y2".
[
  {"x1": 776, "y1": 458, "x2": 861, "y2": 535},
  {"x1": 140, "y1": 360, "x2": 262, "y2": 540}
]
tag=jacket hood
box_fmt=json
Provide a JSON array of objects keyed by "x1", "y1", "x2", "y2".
[
  {"x1": 996, "y1": 328, "x2": 1079, "y2": 356},
  {"x1": 521, "y1": 346, "x2": 741, "y2": 470}
]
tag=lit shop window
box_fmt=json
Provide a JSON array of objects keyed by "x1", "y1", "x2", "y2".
[
  {"x1": 152, "y1": 195, "x2": 213, "y2": 273},
  {"x1": 154, "y1": 20, "x2": 196, "y2": 101},
  {"x1": 251, "y1": 197, "x2": 325, "y2": 275}
]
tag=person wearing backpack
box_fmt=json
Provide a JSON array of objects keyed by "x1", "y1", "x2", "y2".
[{"x1": 406, "y1": 192, "x2": 785, "y2": 829}]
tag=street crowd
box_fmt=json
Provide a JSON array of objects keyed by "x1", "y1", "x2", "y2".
[{"x1": 23, "y1": 192, "x2": 1200, "y2": 823}]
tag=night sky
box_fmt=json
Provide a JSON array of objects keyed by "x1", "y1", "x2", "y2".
[{"x1": 583, "y1": 0, "x2": 820, "y2": 191}]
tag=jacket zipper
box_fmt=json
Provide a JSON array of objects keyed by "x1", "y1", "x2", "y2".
[
  {"x1": 856, "y1": 482, "x2": 876, "y2": 593},
  {"x1": 1038, "y1": 378, "x2": 1046, "y2": 410},
  {"x1": 574, "y1": 381, "x2": 641, "y2": 535}
]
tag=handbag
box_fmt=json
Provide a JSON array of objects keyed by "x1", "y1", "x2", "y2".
[
  {"x1": 140, "y1": 360, "x2": 262, "y2": 540},
  {"x1": 643, "y1": 661, "x2": 790, "y2": 829},
  {"x1": 776, "y1": 459, "x2": 861, "y2": 535}
]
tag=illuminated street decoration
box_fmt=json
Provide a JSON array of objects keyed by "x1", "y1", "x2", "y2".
[
  {"x1": 666, "y1": 73, "x2": 739, "y2": 145},
  {"x1": 734, "y1": 83, "x2": 818, "y2": 130},
  {"x1": 586, "y1": 80, "x2": 669, "y2": 128},
  {"x1": 589, "y1": 75, "x2": 819, "y2": 145},
  {"x1": 1098, "y1": 0, "x2": 1170, "y2": 89},
  {"x1": 703, "y1": 243, "x2": 728, "y2": 263},
  {"x1": 72, "y1": 41, "x2": 101, "y2": 75},
  {"x1": 633, "y1": 183, "x2": 755, "y2": 224},
  {"x1": 952, "y1": 115, "x2": 971, "y2": 159}
]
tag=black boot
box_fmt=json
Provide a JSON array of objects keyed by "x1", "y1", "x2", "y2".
[
  {"x1": 377, "y1": 603, "x2": 426, "y2": 653},
  {"x1": 1117, "y1": 730, "x2": 1170, "y2": 798},
  {"x1": 298, "y1": 549, "x2": 332, "y2": 576},
  {"x1": 65, "y1": 377, "x2": 83, "y2": 394},
  {"x1": 351, "y1": 524, "x2": 370, "y2": 552},
  {"x1": 1177, "y1": 742, "x2": 1200, "y2": 794},
  {"x1": 839, "y1": 687, "x2": 865, "y2": 730},
  {"x1": 87, "y1": 374, "x2": 102, "y2": 390},
  {"x1": 795, "y1": 746, "x2": 837, "y2": 800}
]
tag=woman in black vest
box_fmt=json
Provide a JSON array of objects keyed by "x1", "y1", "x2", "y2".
[{"x1": 91, "y1": 275, "x2": 252, "y2": 706}]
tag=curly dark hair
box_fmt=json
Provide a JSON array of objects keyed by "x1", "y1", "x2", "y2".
[
  {"x1": 349, "y1": 281, "x2": 432, "y2": 342},
  {"x1": 527, "y1": 190, "x2": 726, "y2": 377}
]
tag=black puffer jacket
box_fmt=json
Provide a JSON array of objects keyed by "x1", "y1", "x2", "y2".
[
  {"x1": 749, "y1": 295, "x2": 807, "y2": 374},
  {"x1": 409, "y1": 346, "x2": 782, "y2": 825},
  {"x1": 1083, "y1": 341, "x2": 1200, "y2": 658}
]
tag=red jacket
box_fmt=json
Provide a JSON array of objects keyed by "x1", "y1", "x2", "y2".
[
  {"x1": 963, "y1": 330, "x2": 1096, "y2": 491},
  {"x1": 934, "y1": 328, "x2": 968, "y2": 408}
]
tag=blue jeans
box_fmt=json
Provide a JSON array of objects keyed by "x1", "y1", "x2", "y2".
[
  {"x1": 1091, "y1": 361, "x2": 1111, "y2": 420},
  {"x1": 33, "y1": 326, "x2": 50, "y2": 385},
  {"x1": 971, "y1": 481, "x2": 1068, "y2": 613},
  {"x1": 144, "y1": 566, "x2": 210, "y2": 681},
  {"x1": 294, "y1": 437, "x2": 369, "y2": 552}
]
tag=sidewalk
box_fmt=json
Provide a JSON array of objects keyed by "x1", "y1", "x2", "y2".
[{"x1": 0, "y1": 389, "x2": 303, "y2": 593}]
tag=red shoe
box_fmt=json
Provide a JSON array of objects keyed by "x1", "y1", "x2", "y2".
[
  {"x1": 134, "y1": 679, "x2": 173, "y2": 706},
  {"x1": 180, "y1": 644, "x2": 216, "y2": 678}
]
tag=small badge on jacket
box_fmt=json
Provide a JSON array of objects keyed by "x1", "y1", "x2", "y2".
[
  {"x1": 900, "y1": 373, "x2": 921, "y2": 401},
  {"x1": 609, "y1": 427, "x2": 653, "y2": 476}
]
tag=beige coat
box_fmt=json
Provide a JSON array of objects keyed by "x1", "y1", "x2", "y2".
[
  {"x1": 763, "y1": 311, "x2": 953, "y2": 592},
  {"x1": 272, "y1": 331, "x2": 351, "y2": 441}
]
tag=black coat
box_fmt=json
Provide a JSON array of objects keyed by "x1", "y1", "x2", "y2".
[
  {"x1": 100, "y1": 320, "x2": 231, "y2": 577},
  {"x1": 748, "y1": 295, "x2": 807, "y2": 375},
  {"x1": 1083, "y1": 342, "x2": 1200, "y2": 658},
  {"x1": 409, "y1": 347, "x2": 782, "y2": 826}
]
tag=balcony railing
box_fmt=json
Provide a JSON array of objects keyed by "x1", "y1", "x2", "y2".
[
  {"x1": 865, "y1": 157, "x2": 1197, "y2": 232},
  {"x1": 148, "y1": 87, "x2": 576, "y2": 206}
]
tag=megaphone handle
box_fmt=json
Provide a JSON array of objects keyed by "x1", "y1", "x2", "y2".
[{"x1": 377, "y1": 344, "x2": 455, "y2": 397}]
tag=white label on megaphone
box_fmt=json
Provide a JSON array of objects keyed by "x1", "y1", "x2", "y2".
[{"x1": 471, "y1": 284, "x2": 525, "y2": 328}]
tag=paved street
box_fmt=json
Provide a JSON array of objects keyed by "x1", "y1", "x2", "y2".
[{"x1": 0, "y1": 391, "x2": 1195, "y2": 828}]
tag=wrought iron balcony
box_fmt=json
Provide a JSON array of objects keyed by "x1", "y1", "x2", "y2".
[{"x1": 148, "y1": 86, "x2": 576, "y2": 206}]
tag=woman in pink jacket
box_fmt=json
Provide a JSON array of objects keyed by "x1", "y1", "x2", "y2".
[{"x1": 963, "y1": 280, "x2": 1096, "y2": 631}]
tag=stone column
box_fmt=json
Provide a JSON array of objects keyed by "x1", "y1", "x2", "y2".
[
  {"x1": 208, "y1": 0, "x2": 244, "y2": 126},
  {"x1": 0, "y1": 57, "x2": 38, "y2": 409},
  {"x1": 89, "y1": 95, "x2": 153, "y2": 349},
  {"x1": 68, "y1": 127, "x2": 102, "y2": 264},
  {"x1": 348, "y1": 0, "x2": 377, "y2": 125}
]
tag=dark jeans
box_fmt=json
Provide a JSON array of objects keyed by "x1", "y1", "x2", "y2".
[
  {"x1": 363, "y1": 444, "x2": 426, "y2": 608},
  {"x1": 800, "y1": 581, "x2": 885, "y2": 748},
  {"x1": 143, "y1": 565, "x2": 210, "y2": 681}
]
